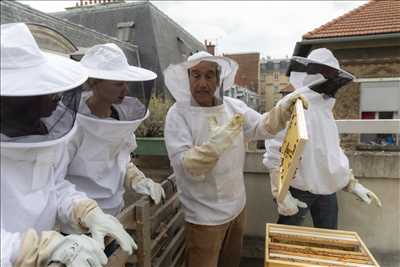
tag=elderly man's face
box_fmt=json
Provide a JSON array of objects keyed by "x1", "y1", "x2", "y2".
[{"x1": 189, "y1": 61, "x2": 219, "y2": 107}]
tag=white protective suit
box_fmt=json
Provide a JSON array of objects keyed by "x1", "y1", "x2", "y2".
[
  {"x1": 0, "y1": 125, "x2": 92, "y2": 265},
  {"x1": 164, "y1": 52, "x2": 303, "y2": 225},
  {"x1": 65, "y1": 93, "x2": 148, "y2": 218},
  {"x1": 0, "y1": 23, "x2": 98, "y2": 266},
  {"x1": 264, "y1": 84, "x2": 350, "y2": 195},
  {"x1": 62, "y1": 43, "x2": 161, "y2": 236},
  {"x1": 264, "y1": 49, "x2": 381, "y2": 207}
]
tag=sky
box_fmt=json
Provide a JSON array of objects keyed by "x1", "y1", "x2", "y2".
[{"x1": 18, "y1": 0, "x2": 367, "y2": 58}]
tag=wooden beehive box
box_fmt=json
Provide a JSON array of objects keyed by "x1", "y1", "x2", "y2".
[{"x1": 265, "y1": 223, "x2": 380, "y2": 267}]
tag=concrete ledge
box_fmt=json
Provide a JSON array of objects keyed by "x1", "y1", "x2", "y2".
[
  {"x1": 243, "y1": 150, "x2": 400, "y2": 264},
  {"x1": 245, "y1": 150, "x2": 400, "y2": 179},
  {"x1": 347, "y1": 150, "x2": 400, "y2": 179}
]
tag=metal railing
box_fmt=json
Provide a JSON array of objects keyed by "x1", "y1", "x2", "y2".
[
  {"x1": 336, "y1": 119, "x2": 400, "y2": 146},
  {"x1": 336, "y1": 119, "x2": 400, "y2": 134}
]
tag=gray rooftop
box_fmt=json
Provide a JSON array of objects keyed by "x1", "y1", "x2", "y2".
[
  {"x1": 53, "y1": 1, "x2": 206, "y2": 97},
  {"x1": 1, "y1": 0, "x2": 140, "y2": 66}
]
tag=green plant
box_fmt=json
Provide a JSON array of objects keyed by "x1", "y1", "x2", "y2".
[{"x1": 136, "y1": 96, "x2": 174, "y2": 137}]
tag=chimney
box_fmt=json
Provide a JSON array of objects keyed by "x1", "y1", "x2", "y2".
[{"x1": 205, "y1": 40, "x2": 215, "y2": 56}]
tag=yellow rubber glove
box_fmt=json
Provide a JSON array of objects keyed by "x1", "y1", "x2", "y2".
[
  {"x1": 182, "y1": 113, "x2": 245, "y2": 178},
  {"x1": 263, "y1": 93, "x2": 308, "y2": 135}
]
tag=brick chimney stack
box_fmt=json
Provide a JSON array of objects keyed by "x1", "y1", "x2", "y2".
[{"x1": 204, "y1": 40, "x2": 215, "y2": 55}]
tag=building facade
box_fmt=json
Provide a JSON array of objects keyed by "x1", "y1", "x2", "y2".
[
  {"x1": 259, "y1": 58, "x2": 290, "y2": 112},
  {"x1": 224, "y1": 85, "x2": 261, "y2": 111},
  {"x1": 291, "y1": 0, "x2": 400, "y2": 148},
  {"x1": 223, "y1": 52, "x2": 260, "y2": 93}
]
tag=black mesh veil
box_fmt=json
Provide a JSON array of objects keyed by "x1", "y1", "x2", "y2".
[
  {"x1": 77, "y1": 79, "x2": 154, "y2": 122},
  {"x1": 289, "y1": 58, "x2": 354, "y2": 98},
  {"x1": 0, "y1": 86, "x2": 82, "y2": 143}
]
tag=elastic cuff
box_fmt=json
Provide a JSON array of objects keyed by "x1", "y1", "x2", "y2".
[
  {"x1": 15, "y1": 229, "x2": 39, "y2": 267},
  {"x1": 344, "y1": 177, "x2": 358, "y2": 192},
  {"x1": 72, "y1": 199, "x2": 98, "y2": 230},
  {"x1": 262, "y1": 108, "x2": 287, "y2": 135},
  {"x1": 125, "y1": 163, "x2": 146, "y2": 189}
]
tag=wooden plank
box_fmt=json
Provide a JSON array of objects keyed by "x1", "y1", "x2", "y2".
[
  {"x1": 269, "y1": 246, "x2": 372, "y2": 265},
  {"x1": 151, "y1": 209, "x2": 185, "y2": 256},
  {"x1": 269, "y1": 232, "x2": 360, "y2": 248},
  {"x1": 268, "y1": 223, "x2": 361, "y2": 237},
  {"x1": 269, "y1": 229, "x2": 359, "y2": 242},
  {"x1": 153, "y1": 227, "x2": 185, "y2": 267},
  {"x1": 269, "y1": 242, "x2": 369, "y2": 260},
  {"x1": 270, "y1": 253, "x2": 376, "y2": 267},
  {"x1": 117, "y1": 202, "x2": 137, "y2": 231},
  {"x1": 277, "y1": 99, "x2": 308, "y2": 202},
  {"x1": 136, "y1": 199, "x2": 152, "y2": 267},
  {"x1": 354, "y1": 232, "x2": 381, "y2": 267},
  {"x1": 150, "y1": 193, "x2": 180, "y2": 235},
  {"x1": 169, "y1": 242, "x2": 185, "y2": 267}
]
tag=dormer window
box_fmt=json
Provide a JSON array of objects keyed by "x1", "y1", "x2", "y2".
[{"x1": 117, "y1": 21, "x2": 135, "y2": 42}]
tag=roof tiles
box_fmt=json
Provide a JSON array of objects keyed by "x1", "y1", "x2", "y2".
[{"x1": 303, "y1": 0, "x2": 400, "y2": 39}]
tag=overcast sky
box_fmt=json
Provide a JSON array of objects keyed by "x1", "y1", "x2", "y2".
[{"x1": 19, "y1": 0, "x2": 367, "y2": 58}]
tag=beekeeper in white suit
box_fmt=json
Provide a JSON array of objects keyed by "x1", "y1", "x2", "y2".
[
  {"x1": 1, "y1": 23, "x2": 135, "y2": 267},
  {"x1": 163, "y1": 51, "x2": 307, "y2": 267},
  {"x1": 263, "y1": 48, "x2": 382, "y2": 229},
  {"x1": 62, "y1": 44, "x2": 165, "y2": 244}
]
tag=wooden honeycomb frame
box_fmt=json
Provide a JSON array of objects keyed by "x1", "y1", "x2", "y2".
[
  {"x1": 265, "y1": 223, "x2": 380, "y2": 267},
  {"x1": 277, "y1": 99, "x2": 308, "y2": 203}
]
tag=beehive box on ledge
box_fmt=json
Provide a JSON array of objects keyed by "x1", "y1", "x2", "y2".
[{"x1": 265, "y1": 223, "x2": 380, "y2": 267}]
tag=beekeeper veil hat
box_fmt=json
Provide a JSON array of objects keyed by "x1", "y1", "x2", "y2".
[
  {"x1": 163, "y1": 51, "x2": 238, "y2": 106},
  {"x1": 79, "y1": 43, "x2": 157, "y2": 122},
  {"x1": 288, "y1": 48, "x2": 355, "y2": 97},
  {"x1": 1, "y1": 23, "x2": 88, "y2": 146}
]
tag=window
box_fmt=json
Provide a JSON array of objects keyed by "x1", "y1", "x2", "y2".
[
  {"x1": 117, "y1": 21, "x2": 135, "y2": 42},
  {"x1": 273, "y1": 72, "x2": 279, "y2": 81},
  {"x1": 359, "y1": 79, "x2": 400, "y2": 146}
]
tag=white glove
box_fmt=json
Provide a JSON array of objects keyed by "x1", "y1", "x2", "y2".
[
  {"x1": 269, "y1": 168, "x2": 307, "y2": 216},
  {"x1": 49, "y1": 234, "x2": 108, "y2": 267},
  {"x1": 125, "y1": 163, "x2": 166, "y2": 204},
  {"x1": 82, "y1": 207, "x2": 137, "y2": 254},
  {"x1": 133, "y1": 178, "x2": 166, "y2": 205},
  {"x1": 277, "y1": 191, "x2": 308, "y2": 216},
  {"x1": 345, "y1": 171, "x2": 382, "y2": 207},
  {"x1": 207, "y1": 113, "x2": 245, "y2": 155},
  {"x1": 14, "y1": 229, "x2": 107, "y2": 267},
  {"x1": 263, "y1": 92, "x2": 308, "y2": 135}
]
